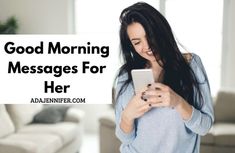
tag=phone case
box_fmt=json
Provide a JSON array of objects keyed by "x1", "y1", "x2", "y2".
[{"x1": 131, "y1": 69, "x2": 154, "y2": 93}]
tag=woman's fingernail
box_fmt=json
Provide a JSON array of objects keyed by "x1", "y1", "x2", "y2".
[
  {"x1": 147, "y1": 84, "x2": 151, "y2": 87},
  {"x1": 142, "y1": 92, "x2": 146, "y2": 95},
  {"x1": 141, "y1": 96, "x2": 144, "y2": 100},
  {"x1": 149, "y1": 104, "x2": 152, "y2": 107},
  {"x1": 144, "y1": 98, "x2": 147, "y2": 102},
  {"x1": 155, "y1": 87, "x2": 160, "y2": 90}
]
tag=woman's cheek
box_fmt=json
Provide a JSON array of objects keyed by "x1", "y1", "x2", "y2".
[{"x1": 134, "y1": 47, "x2": 142, "y2": 54}]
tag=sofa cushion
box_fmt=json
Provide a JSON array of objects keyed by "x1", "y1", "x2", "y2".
[
  {"x1": 201, "y1": 127, "x2": 214, "y2": 144},
  {"x1": 0, "y1": 105, "x2": 15, "y2": 138},
  {"x1": 33, "y1": 105, "x2": 69, "y2": 124},
  {"x1": 213, "y1": 123, "x2": 235, "y2": 147},
  {"x1": 99, "y1": 109, "x2": 115, "y2": 128},
  {"x1": 214, "y1": 90, "x2": 235, "y2": 123},
  {"x1": 6, "y1": 104, "x2": 43, "y2": 130},
  {"x1": 63, "y1": 107, "x2": 85, "y2": 123},
  {"x1": 18, "y1": 122, "x2": 79, "y2": 145},
  {"x1": 0, "y1": 133, "x2": 62, "y2": 153}
]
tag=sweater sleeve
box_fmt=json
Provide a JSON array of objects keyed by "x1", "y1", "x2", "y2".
[
  {"x1": 184, "y1": 54, "x2": 214, "y2": 136},
  {"x1": 114, "y1": 74, "x2": 136, "y2": 145}
]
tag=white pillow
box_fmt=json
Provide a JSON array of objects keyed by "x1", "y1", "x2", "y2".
[
  {"x1": 0, "y1": 105, "x2": 15, "y2": 137},
  {"x1": 6, "y1": 104, "x2": 43, "y2": 130}
]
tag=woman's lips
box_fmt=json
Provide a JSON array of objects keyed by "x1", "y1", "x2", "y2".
[{"x1": 146, "y1": 50, "x2": 153, "y2": 55}]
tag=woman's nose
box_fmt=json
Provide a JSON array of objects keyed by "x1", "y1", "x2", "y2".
[{"x1": 142, "y1": 39, "x2": 150, "y2": 51}]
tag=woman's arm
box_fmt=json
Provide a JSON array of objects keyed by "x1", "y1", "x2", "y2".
[
  {"x1": 145, "y1": 54, "x2": 214, "y2": 135},
  {"x1": 183, "y1": 54, "x2": 214, "y2": 135},
  {"x1": 120, "y1": 92, "x2": 151, "y2": 133},
  {"x1": 174, "y1": 97, "x2": 193, "y2": 120},
  {"x1": 114, "y1": 74, "x2": 136, "y2": 145},
  {"x1": 120, "y1": 112, "x2": 135, "y2": 133},
  {"x1": 115, "y1": 74, "x2": 152, "y2": 144}
]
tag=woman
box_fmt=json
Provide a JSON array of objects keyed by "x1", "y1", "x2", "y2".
[{"x1": 115, "y1": 2, "x2": 214, "y2": 153}]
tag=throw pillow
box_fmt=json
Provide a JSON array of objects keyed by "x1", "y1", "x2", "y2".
[{"x1": 32, "y1": 105, "x2": 69, "y2": 124}]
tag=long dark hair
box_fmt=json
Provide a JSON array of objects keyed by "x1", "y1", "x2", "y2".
[{"x1": 116, "y1": 2, "x2": 204, "y2": 110}]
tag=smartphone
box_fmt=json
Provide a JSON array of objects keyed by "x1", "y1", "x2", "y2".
[{"x1": 131, "y1": 69, "x2": 154, "y2": 94}]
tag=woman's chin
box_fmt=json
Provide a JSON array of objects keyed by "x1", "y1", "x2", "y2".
[{"x1": 145, "y1": 57, "x2": 156, "y2": 62}]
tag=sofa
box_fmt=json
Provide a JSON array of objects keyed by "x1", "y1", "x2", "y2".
[
  {"x1": 99, "y1": 107, "x2": 121, "y2": 153},
  {"x1": 201, "y1": 90, "x2": 235, "y2": 153},
  {"x1": 0, "y1": 104, "x2": 85, "y2": 153},
  {"x1": 99, "y1": 90, "x2": 235, "y2": 153}
]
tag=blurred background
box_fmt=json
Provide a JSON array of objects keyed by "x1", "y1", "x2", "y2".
[{"x1": 0, "y1": 0, "x2": 235, "y2": 153}]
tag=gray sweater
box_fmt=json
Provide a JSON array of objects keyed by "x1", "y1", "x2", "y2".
[{"x1": 115, "y1": 54, "x2": 214, "y2": 153}]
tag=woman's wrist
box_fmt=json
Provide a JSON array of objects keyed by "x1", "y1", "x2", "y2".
[
  {"x1": 120, "y1": 111, "x2": 135, "y2": 133},
  {"x1": 175, "y1": 98, "x2": 193, "y2": 120},
  {"x1": 122, "y1": 111, "x2": 134, "y2": 125}
]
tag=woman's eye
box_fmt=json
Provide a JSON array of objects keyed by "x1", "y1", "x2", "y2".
[{"x1": 134, "y1": 42, "x2": 140, "y2": 45}]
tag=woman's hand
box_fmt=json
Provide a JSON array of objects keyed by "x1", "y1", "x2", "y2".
[
  {"x1": 122, "y1": 88, "x2": 152, "y2": 122},
  {"x1": 121, "y1": 88, "x2": 152, "y2": 133},
  {"x1": 144, "y1": 83, "x2": 182, "y2": 108},
  {"x1": 144, "y1": 83, "x2": 193, "y2": 120}
]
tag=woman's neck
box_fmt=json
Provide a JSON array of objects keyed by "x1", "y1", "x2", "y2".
[{"x1": 148, "y1": 60, "x2": 164, "y2": 82}]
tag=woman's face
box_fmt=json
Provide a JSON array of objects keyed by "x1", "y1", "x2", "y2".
[{"x1": 127, "y1": 22, "x2": 156, "y2": 62}]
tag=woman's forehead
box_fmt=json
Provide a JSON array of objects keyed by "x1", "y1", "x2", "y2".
[{"x1": 127, "y1": 22, "x2": 146, "y2": 39}]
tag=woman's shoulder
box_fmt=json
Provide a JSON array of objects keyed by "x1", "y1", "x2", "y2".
[
  {"x1": 182, "y1": 53, "x2": 193, "y2": 63},
  {"x1": 182, "y1": 52, "x2": 202, "y2": 65},
  {"x1": 183, "y1": 53, "x2": 207, "y2": 82}
]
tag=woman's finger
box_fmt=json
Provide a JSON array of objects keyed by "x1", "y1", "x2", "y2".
[
  {"x1": 135, "y1": 86, "x2": 148, "y2": 95},
  {"x1": 151, "y1": 102, "x2": 165, "y2": 107},
  {"x1": 138, "y1": 103, "x2": 151, "y2": 114},
  {"x1": 145, "y1": 95, "x2": 163, "y2": 104},
  {"x1": 144, "y1": 89, "x2": 164, "y2": 97},
  {"x1": 148, "y1": 82, "x2": 169, "y2": 91}
]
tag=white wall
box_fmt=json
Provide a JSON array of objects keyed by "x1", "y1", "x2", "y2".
[
  {"x1": 0, "y1": 0, "x2": 74, "y2": 34},
  {"x1": 221, "y1": 0, "x2": 235, "y2": 89}
]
